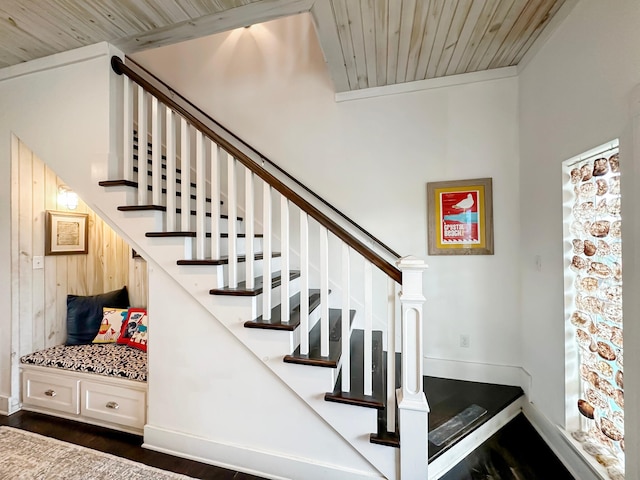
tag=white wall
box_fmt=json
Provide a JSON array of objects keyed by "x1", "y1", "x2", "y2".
[
  {"x1": 518, "y1": 1, "x2": 640, "y2": 478},
  {"x1": 131, "y1": 13, "x2": 523, "y2": 385},
  {"x1": 0, "y1": 44, "x2": 117, "y2": 412},
  {"x1": 145, "y1": 265, "x2": 381, "y2": 480}
]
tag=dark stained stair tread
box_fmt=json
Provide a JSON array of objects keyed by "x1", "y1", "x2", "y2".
[
  {"x1": 118, "y1": 205, "x2": 166, "y2": 211},
  {"x1": 145, "y1": 231, "x2": 262, "y2": 238},
  {"x1": 283, "y1": 308, "x2": 355, "y2": 368},
  {"x1": 177, "y1": 253, "x2": 281, "y2": 266},
  {"x1": 325, "y1": 329, "x2": 385, "y2": 409},
  {"x1": 244, "y1": 290, "x2": 321, "y2": 331},
  {"x1": 98, "y1": 180, "x2": 137, "y2": 188},
  {"x1": 209, "y1": 270, "x2": 300, "y2": 297}
]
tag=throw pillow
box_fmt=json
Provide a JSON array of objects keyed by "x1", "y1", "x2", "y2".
[
  {"x1": 127, "y1": 309, "x2": 148, "y2": 352},
  {"x1": 92, "y1": 307, "x2": 129, "y2": 343},
  {"x1": 66, "y1": 286, "x2": 130, "y2": 345},
  {"x1": 117, "y1": 307, "x2": 146, "y2": 346}
]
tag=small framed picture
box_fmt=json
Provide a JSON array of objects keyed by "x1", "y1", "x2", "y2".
[
  {"x1": 426, "y1": 178, "x2": 494, "y2": 255},
  {"x1": 45, "y1": 210, "x2": 89, "y2": 255}
]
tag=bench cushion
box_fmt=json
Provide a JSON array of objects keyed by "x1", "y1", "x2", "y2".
[{"x1": 20, "y1": 344, "x2": 146, "y2": 382}]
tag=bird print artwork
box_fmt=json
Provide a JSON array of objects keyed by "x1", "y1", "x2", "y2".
[
  {"x1": 439, "y1": 189, "x2": 480, "y2": 244},
  {"x1": 452, "y1": 193, "x2": 475, "y2": 211}
]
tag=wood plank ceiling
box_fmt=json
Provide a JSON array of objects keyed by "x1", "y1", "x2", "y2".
[{"x1": 0, "y1": 0, "x2": 568, "y2": 93}]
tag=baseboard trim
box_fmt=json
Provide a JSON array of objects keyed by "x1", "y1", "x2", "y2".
[
  {"x1": 522, "y1": 402, "x2": 604, "y2": 480},
  {"x1": 143, "y1": 425, "x2": 384, "y2": 480},
  {"x1": 428, "y1": 396, "x2": 524, "y2": 480},
  {"x1": 0, "y1": 395, "x2": 20, "y2": 415},
  {"x1": 423, "y1": 357, "x2": 529, "y2": 391}
]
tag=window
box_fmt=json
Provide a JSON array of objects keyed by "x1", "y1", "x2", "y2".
[{"x1": 563, "y1": 140, "x2": 624, "y2": 480}]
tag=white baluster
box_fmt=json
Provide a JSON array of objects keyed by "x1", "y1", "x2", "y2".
[
  {"x1": 227, "y1": 153, "x2": 238, "y2": 288},
  {"x1": 396, "y1": 256, "x2": 429, "y2": 480},
  {"x1": 244, "y1": 168, "x2": 254, "y2": 289},
  {"x1": 299, "y1": 212, "x2": 309, "y2": 355},
  {"x1": 123, "y1": 76, "x2": 133, "y2": 181},
  {"x1": 262, "y1": 183, "x2": 272, "y2": 320},
  {"x1": 280, "y1": 196, "x2": 290, "y2": 323},
  {"x1": 179, "y1": 118, "x2": 190, "y2": 232},
  {"x1": 151, "y1": 97, "x2": 162, "y2": 206},
  {"x1": 387, "y1": 277, "x2": 397, "y2": 433},
  {"x1": 165, "y1": 109, "x2": 176, "y2": 231},
  {"x1": 195, "y1": 131, "x2": 206, "y2": 259},
  {"x1": 210, "y1": 141, "x2": 221, "y2": 260},
  {"x1": 364, "y1": 261, "x2": 373, "y2": 396},
  {"x1": 136, "y1": 86, "x2": 147, "y2": 205},
  {"x1": 341, "y1": 244, "x2": 351, "y2": 392},
  {"x1": 320, "y1": 226, "x2": 329, "y2": 358}
]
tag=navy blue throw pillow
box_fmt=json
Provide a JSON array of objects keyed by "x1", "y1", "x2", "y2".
[{"x1": 65, "y1": 287, "x2": 130, "y2": 345}]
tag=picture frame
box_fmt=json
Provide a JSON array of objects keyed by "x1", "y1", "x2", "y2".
[
  {"x1": 45, "y1": 210, "x2": 89, "y2": 255},
  {"x1": 426, "y1": 177, "x2": 494, "y2": 255}
]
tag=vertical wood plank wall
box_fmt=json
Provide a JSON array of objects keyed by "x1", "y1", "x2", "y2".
[{"x1": 15, "y1": 139, "x2": 147, "y2": 354}]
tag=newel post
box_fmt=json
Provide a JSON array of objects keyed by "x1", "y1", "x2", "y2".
[{"x1": 396, "y1": 255, "x2": 429, "y2": 480}]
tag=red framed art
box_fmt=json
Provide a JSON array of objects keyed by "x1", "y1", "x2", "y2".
[{"x1": 426, "y1": 178, "x2": 494, "y2": 255}]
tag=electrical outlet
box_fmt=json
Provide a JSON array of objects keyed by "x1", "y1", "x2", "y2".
[
  {"x1": 460, "y1": 334, "x2": 470, "y2": 348},
  {"x1": 32, "y1": 256, "x2": 44, "y2": 270}
]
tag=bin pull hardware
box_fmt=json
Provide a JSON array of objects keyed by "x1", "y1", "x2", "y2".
[
  {"x1": 106, "y1": 401, "x2": 119, "y2": 410},
  {"x1": 44, "y1": 390, "x2": 56, "y2": 397}
]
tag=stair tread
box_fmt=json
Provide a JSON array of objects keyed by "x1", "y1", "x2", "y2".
[
  {"x1": 177, "y1": 253, "x2": 281, "y2": 266},
  {"x1": 118, "y1": 204, "x2": 166, "y2": 212},
  {"x1": 145, "y1": 231, "x2": 263, "y2": 238},
  {"x1": 324, "y1": 329, "x2": 385, "y2": 409},
  {"x1": 244, "y1": 290, "x2": 322, "y2": 331},
  {"x1": 283, "y1": 308, "x2": 355, "y2": 368},
  {"x1": 209, "y1": 270, "x2": 301, "y2": 297}
]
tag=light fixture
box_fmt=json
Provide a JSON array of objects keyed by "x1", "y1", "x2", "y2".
[{"x1": 58, "y1": 185, "x2": 78, "y2": 210}]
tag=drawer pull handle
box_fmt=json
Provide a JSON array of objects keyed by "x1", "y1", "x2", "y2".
[
  {"x1": 106, "y1": 401, "x2": 119, "y2": 410},
  {"x1": 44, "y1": 389, "x2": 56, "y2": 397}
]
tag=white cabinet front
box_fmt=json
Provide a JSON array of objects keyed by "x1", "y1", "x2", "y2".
[
  {"x1": 81, "y1": 381, "x2": 146, "y2": 429},
  {"x1": 22, "y1": 371, "x2": 80, "y2": 414}
]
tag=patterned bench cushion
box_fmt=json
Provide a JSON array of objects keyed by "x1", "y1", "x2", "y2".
[{"x1": 20, "y1": 344, "x2": 147, "y2": 382}]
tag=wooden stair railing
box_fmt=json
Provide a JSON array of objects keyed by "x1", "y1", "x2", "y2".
[{"x1": 108, "y1": 54, "x2": 430, "y2": 479}]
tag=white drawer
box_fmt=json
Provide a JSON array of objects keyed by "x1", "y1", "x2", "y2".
[
  {"x1": 22, "y1": 371, "x2": 79, "y2": 414},
  {"x1": 81, "y1": 381, "x2": 146, "y2": 429}
]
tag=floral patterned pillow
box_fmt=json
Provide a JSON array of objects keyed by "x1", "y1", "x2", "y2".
[{"x1": 92, "y1": 307, "x2": 128, "y2": 344}]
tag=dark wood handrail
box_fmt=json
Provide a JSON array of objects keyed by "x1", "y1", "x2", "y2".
[{"x1": 112, "y1": 55, "x2": 402, "y2": 284}]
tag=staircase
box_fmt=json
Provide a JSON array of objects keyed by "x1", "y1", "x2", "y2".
[{"x1": 91, "y1": 55, "x2": 523, "y2": 480}]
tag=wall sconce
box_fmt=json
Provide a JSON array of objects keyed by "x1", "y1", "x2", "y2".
[{"x1": 58, "y1": 185, "x2": 78, "y2": 210}]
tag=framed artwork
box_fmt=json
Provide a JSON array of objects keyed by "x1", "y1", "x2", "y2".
[
  {"x1": 45, "y1": 210, "x2": 89, "y2": 255},
  {"x1": 426, "y1": 178, "x2": 494, "y2": 255}
]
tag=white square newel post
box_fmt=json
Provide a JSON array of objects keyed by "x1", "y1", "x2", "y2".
[{"x1": 396, "y1": 255, "x2": 429, "y2": 480}]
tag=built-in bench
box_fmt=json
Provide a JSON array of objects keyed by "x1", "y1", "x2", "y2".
[{"x1": 20, "y1": 344, "x2": 147, "y2": 435}]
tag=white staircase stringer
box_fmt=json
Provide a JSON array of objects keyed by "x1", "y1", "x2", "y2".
[{"x1": 91, "y1": 187, "x2": 398, "y2": 480}]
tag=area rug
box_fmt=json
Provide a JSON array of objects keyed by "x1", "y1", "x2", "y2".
[{"x1": 0, "y1": 426, "x2": 195, "y2": 479}]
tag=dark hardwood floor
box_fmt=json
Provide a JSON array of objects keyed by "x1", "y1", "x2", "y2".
[{"x1": 0, "y1": 377, "x2": 575, "y2": 479}]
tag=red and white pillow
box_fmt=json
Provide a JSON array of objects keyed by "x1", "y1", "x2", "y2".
[{"x1": 116, "y1": 308, "x2": 148, "y2": 352}]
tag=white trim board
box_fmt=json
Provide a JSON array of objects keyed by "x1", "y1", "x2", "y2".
[
  {"x1": 143, "y1": 424, "x2": 385, "y2": 480},
  {"x1": 335, "y1": 67, "x2": 517, "y2": 102}
]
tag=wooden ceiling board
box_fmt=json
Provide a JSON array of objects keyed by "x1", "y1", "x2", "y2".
[
  {"x1": 414, "y1": 0, "x2": 445, "y2": 81},
  {"x1": 345, "y1": 0, "x2": 369, "y2": 89},
  {"x1": 361, "y1": 0, "x2": 378, "y2": 88},
  {"x1": 373, "y1": 0, "x2": 389, "y2": 86},
  {"x1": 448, "y1": 0, "x2": 501, "y2": 75},
  {"x1": 394, "y1": 0, "x2": 418, "y2": 84},
  {"x1": 443, "y1": 0, "x2": 489, "y2": 76},
  {"x1": 403, "y1": 0, "x2": 430, "y2": 83},
  {"x1": 434, "y1": 0, "x2": 473, "y2": 78},
  {"x1": 0, "y1": 0, "x2": 570, "y2": 92}
]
